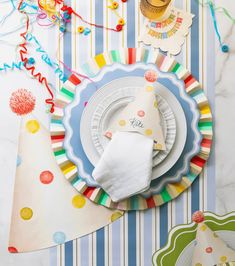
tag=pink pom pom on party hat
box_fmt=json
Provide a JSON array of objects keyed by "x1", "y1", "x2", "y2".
[
  {"x1": 9, "y1": 89, "x2": 36, "y2": 116},
  {"x1": 192, "y1": 211, "x2": 205, "y2": 224},
  {"x1": 144, "y1": 70, "x2": 158, "y2": 83}
]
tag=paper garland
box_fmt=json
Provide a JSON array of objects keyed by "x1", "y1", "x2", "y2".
[
  {"x1": 139, "y1": 7, "x2": 194, "y2": 55},
  {"x1": 50, "y1": 47, "x2": 213, "y2": 211}
]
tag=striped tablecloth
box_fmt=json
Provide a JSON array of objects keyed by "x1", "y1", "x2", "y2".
[{"x1": 49, "y1": 0, "x2": 215, "y2": 265}]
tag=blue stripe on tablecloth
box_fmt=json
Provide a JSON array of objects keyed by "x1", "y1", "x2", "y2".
[
  {"x1": 160, "y1": 204, "x2": 168, "y2": 247},
  {"x1": 63, "y1": 0, "x2": 73, "y2": 265},
  {"x1": 97, "y1": 229, "x2": 105, "y2": 266},
  {"x1": 128, "y1": 211, "x2": 137, "y2": 266},
  {"x1": 112, "y1": 220, "x2": 121, "y2": 266},
  {"x1": 126, "y1": 1, "x2": 137, "y2": 265},
  {"x1": 143, "y1": 210, "x2": 153, "y2": 266},
  {"x1": 80, "y1": 236, "x2": 89, "y2": 266},
  {"x1": 175, "y1": 193, "x2": 185, "y2": 225},
  {"x1": 65, "y1": 241, "x2": 73, "y2": 266},
  {"x1": 191, "y1": 0, "x2": 200, "y2": 214},
  {"x1": 205, "y1": 6, "x2": 216, "y2": 212},
  {"x1": 95, "y1": 2, "x2": 105, "y2": 266},
  {"x1": 95, "y1": 0, "x2": 104, "y2": 55},
  {"x1": 127, "y1": 0, "x2": 136, "y2": 48}
]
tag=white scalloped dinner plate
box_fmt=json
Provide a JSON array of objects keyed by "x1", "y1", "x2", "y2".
[
  {"x1": 90, "y1": 87, "x2": 175, "y2": 166},
  {"x1": 80, "y1": 76, "x2": 187, "y2": 180}
]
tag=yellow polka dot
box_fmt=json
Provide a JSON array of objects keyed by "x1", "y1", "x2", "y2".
[
  {"x1": 154, "y1": 144, "x2": 162, "y2": 150},
  {"x1": 146, "y1": 86, "x2": 154, "y2": 92},
  {"x1": 195, "y1": 263, "x2": 202, "y2": 266},
  {"x1": 220, "y1": 256, "x2": 227, "y2": 262},
  {"x1": 200, "y1": 224, "x2": 207, "y2": 231},
  {"x1": 72, "y1": 195, "x2": 86, "y2": 208},
  {"x1": 145, "y1": 129, "x2": 153, "y2": 136},
  {"x1": 26, "y1": 120, "x2": 40, "y2": 134},
  {"x1": 118, "y1": 120, "x2": 126, "y2": 126},
  {"x1": 20, "y1": 207, "x2": 33, "y2": 220},
  {"x1": 111, "y1": 212, "x2": 123, "y2": 222},
  {"x1": 154, "y1": 101, "x2": 158, "y2": 108}
]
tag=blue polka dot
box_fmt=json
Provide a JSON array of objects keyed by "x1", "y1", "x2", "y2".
[
  {"x1": 17, "y1": 155, "x2": 21, "y2": 167},
  {"x1": 53, "y1": 232, "x2": 66, "y2": 244}
]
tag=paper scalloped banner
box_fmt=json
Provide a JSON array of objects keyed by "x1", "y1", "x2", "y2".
[
  {"x1": 50, "y1": 48, "x2": 213, "y2": 211},
  {"x1": 139, "y1": 7, "x2": 194, "y2": 55},
  {"x1": 9, "y1": 114, "x2": 122, "y2": 253}
]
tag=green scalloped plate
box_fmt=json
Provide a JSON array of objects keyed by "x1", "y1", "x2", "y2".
[{"x1": 152, "y1": 212, "x2": 235, "y2": 266}]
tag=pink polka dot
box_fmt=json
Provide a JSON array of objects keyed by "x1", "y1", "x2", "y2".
[
  {"x1": 8, "y1": 247, "x2": 18, "y2": 253},
  {"x1": 137, "y1": 110, "x2": 145, "y2": 117},
  {"x1": 84, "y1": 102, "x2": 88, "y2": 107},
  {"x1": 205, "y1": 247, "x2": 213, "y2": 253},
  {"x1": 144, "y1": 70, "x2": 157, "y2": 83},
  {"x1": 105, "y1": 132, "x2": 112, "y2": 138},
  {"x1": 40, "y1": 170, "x2": 54, "y2": 184}
]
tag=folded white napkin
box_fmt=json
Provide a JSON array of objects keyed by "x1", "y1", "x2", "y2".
[{"x1": 92, "y1": 131, "x2": 154, "y2": 202}]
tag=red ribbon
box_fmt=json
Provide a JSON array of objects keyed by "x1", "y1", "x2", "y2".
[{"x1": 18, "y1": 0, "x2": 55, "y2": 113}]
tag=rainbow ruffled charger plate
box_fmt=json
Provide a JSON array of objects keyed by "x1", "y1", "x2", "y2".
[{"x1": 50, "y1": 48, "x2": 213, "y2": 210}]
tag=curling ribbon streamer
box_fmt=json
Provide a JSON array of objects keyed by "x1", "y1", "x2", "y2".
[
  {"x1": 61, "y1": 5, "x2": 122, "y2": 32},
  {"x1": 196, "y1": 0, "x2": 230, "y2": 52},
  {"x1": 0, "y1": 62, "x2": 24, "y2": 71},
  {"x1": 208, "y1": 1, "x2": 229, "y2": 53},
  {"x1": 17, "y1": 0, "x2": 55, "y2": 113},
  {"x1": 26, "y1": 33, "x2": 67, "y2": 82}
]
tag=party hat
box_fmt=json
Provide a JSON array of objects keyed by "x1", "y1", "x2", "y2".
[
  {"x1": 192, "y1": 211, "x2": 235, "y2": 266},
  {"x1": 105, "y1": 70, "x2": 166, "y2": 151},
  {"x1": 8, "y1": 89, "x2": 122, "y2": 253}
]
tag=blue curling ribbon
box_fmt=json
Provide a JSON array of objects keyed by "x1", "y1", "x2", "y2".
[
  {"x1": 208, "y1": 1, "x2": 229, "y2": 53},
  {"x1": 26, "y1": 33, "x2": 67, "y2": 82},
  {"x1": 0, "y1": 61, "x2": 24, "y2": 71}
]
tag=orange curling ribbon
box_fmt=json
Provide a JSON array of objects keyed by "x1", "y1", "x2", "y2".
[{"x1": 17, "y1": 0, "x2": 55, "y2": 113}]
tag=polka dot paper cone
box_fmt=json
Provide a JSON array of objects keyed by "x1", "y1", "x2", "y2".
[
  {"x1": 106, "y1": 70, "x2": 166, "y2": 151},
  {"x1": 192, "y1": 221, "x2": 235, "y2": 266},
  {"x1": 9, "y1": 114, "x2": 122, "y2": 252}
]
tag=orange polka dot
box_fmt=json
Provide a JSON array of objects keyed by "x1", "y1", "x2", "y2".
[
  {"x1": 119, "y1": 120, "x2": 126, "y2": 126},
  {"x1": 72, "y1": 195, "x2": 86, "y2": 208},
  {"x1": 145, "y1": 129, "x2": 153, "y2": 136},
  {"x1": 26, "y1": 120, "x2": 40, "y2": 133},
  {"x1": 40, "y1": 170, "x2": 54, "y2": 184},
  {"x1": 20, "y1": 207, "x2": 33, "y2": 220}
]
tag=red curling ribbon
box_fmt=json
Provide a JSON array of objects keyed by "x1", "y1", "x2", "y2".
[{"x1": 17, "y1": 0, "x2": 55, "y2": 113}]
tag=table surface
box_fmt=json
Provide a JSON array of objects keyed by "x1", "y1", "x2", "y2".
[{"x1": 0, "y1": 0, "x2": 233, "y2": 265}]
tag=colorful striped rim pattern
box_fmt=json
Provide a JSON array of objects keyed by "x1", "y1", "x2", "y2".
[
  {"x1": 50, "y1": 48, "x2": 213, "y2": 211},
  {"x1": 152, "y1": 212, "x2": 235, "y2": 266}
]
